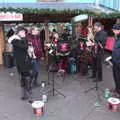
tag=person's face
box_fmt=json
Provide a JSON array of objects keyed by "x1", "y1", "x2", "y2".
[
  {"x1": 94, "y1": 25, "x2": 101, "y2": 32},
  {"x1": 31, "y1": 28, "x2": 39, "y2": 35},
  {"x1": 18, "y1": 30, "x2": 26, "y2": 38},
  {"x1": 54, "y1": 33, "x2": 59, "y2": 39},
  {"x1": 113, "y1": 29, "x2": 120, "y2": 35}
]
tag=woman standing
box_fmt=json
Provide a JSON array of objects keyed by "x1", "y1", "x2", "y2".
[{"x1": 27, "y1": 26, "x2": 44, "y2": 87}]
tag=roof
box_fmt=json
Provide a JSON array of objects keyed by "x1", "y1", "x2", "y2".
[
  {"x1": 0, "y1": 3, "x2": 115, "y2": 12},
  {"x1": 0, "y1": 3, "x2": 116, "y2": 23}
]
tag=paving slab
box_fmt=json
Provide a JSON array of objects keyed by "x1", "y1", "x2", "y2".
[{"x1": 0, "y1": 61, "x2": 119, "y2": 120}]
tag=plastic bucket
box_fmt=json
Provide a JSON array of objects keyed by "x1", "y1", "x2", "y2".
[
  {"x1": 32, "y1": 101, "x2": 44, "y2": 116},
  {"x1": 108, "y1": 97, "x2": 120, "y2": 112}
]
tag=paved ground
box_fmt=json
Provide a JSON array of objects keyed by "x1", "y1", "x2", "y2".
[{"x1": 0, "y1": 59, "x2": 120, "y2": 120}]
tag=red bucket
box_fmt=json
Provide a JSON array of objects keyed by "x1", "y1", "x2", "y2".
[
  {"x1": 32, "y1": 101, "x2": 44, "y2": 116},
  {"x1": 108, "y1": 98, "x2": 120, "y2": 112}
]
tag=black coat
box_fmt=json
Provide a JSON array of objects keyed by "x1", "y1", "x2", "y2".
[
  {"x1": 11, "y1": 37, "x2": 33, "y2": 74},
  {"x1": 112, "y1": 34, "x2": 120, "y2": 64},
  {"x1": 94, "y1": 29, "x2": 107, "y2": 51}
]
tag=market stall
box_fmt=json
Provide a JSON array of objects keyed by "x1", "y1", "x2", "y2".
[{"x1": 0, "y1": 4, "x2": 120, "y2": 65}]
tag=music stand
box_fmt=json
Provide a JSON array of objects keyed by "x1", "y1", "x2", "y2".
[
  {"x1": 51, "y1": 68, "x2": 66, "y2": 97},
  {"x1": 47, "y1": 53, "x2": 51, "y2": 85},
  {"x1": 84, "y1": 72, "x2": 103, "y2": 93},
  {"x1": 48, "y1": 48, "x2": 66, "y2": 98},
  {"x1": 84, "y1": 43, "x2": 103, "y2": 106}
]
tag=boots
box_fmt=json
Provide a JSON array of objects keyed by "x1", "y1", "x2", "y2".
[
  {"x1": 21, "y1": 87, "x2": 28, "y2": 100},
  {"x1": 21, "y1": 75, "x2": 33, "y2": 103}
]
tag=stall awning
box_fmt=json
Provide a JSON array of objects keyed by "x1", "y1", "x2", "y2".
[{"x1": 0, "y1": 3, "x2": 116, "y2": 23}]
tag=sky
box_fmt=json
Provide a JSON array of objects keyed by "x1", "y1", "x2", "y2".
[{"x1": 0, "y1": 0, "x2": 95, "y2": 3}]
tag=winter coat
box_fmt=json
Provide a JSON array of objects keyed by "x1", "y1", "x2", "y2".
[
  {"x1": 9, "y1": 35, "x2": 33, "y2": 74},
  {"x1": 112, "y1": 34, "x2": 120, "y2": 64},
  {"x1": 94, "y1": 29, "x2": 107, "y2": 51}
]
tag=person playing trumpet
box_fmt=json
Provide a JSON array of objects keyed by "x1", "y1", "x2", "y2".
[{"x1": 89, "y1": 22, "x2": 107, "y2": 82}]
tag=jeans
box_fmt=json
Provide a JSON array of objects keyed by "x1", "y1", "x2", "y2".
[
  {"x1": 32, "y1": 58, "x2": 40, "y2": 73},
  {"x1": 32, "y1": 58, "x2": 40, "y2": 84}
]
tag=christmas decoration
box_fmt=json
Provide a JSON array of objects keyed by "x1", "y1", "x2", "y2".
[{"x1": 0, "y1": 7, "x2": 119, "y2": 19}]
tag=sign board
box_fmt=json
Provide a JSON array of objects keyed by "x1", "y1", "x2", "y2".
[{"x1": 0, "y1": 12, "x2": 23, "y2": 21}]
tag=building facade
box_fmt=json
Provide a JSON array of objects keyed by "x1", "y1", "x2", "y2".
[
  {"x1": 37, "y1": 0, "x2": 120, "y2": 11},
  {"x1": 100, "y1": 0, "x2": 120, "y2": 11}
]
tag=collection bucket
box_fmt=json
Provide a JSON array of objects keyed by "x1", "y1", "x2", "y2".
[
  {"x1": 32, "y1": 101, "x2": 44, "y2": 116},
  {"x1": 108, "y1": 97, "x2": 120, "y2": 112}
]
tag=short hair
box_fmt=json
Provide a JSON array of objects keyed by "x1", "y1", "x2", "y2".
[{"x1": 94, "y1": 22, "x2": 103, "y2": 28}]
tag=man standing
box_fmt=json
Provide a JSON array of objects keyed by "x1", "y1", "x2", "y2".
[
  {"x1": 112, "y1": 24, "x2": 120, "y2": 95},
  {"x1": 90, "y1": 22, "x2": 107, "y2": 81},
  {"x1": 8, "y1": 26, "x2": 33, "y2": 103}
]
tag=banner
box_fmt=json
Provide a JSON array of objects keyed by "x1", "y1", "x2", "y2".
[{"x1": 0, "y1": 12, "x2": 23, "y2": 21}]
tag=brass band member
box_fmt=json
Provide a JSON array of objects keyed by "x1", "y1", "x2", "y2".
[
  {"x1": 90, "y1": 22, "x2": 107, "y2": 82},
  {"x1": 112, "y1": 24, "x2": 120, "y2": 96}
]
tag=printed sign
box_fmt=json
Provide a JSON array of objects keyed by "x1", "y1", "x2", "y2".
[{"x1": 0, "y1": 12, "x2": 23, "y2": 21}]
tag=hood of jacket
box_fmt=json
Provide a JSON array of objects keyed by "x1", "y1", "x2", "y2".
[{"x1": 8, "y1": 34, "x2": 21, "y2": 44}]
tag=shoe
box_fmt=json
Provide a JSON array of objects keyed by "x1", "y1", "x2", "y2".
[
  {"x1": 21, "y1": 97, "x2": 28, "y2": 100},
  {"x1": 28, "y1": 100, "x2": 33, "y2": 104}
]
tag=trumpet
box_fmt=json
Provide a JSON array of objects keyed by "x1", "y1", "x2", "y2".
[
  {"x1": 86, "y1": 28, "x2": 95, "y2": 47},
  {"x1": 87, "y1": 28, "x2": 104, "y2": 49},
  {"x1": 87, "y1": 27, "x2": 95, "y2": 43}
]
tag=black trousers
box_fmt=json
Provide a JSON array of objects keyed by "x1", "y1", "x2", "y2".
[
  {"x1": 20, "y1": 70, "x2": 34, "y2": 100},
  {"x1": 92, "y1": 51, "x2": 103, "y2": 81},
  {"x1": 113, "y1": 63, "x2": 120, "y2": 93}
]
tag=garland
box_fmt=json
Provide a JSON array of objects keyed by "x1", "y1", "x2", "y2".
[{"x1": 0, "y1": 7, "x2": 120, "y2": 18}]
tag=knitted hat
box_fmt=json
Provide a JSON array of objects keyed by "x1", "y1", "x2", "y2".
[{"x1": 16, "y1": 26, "x2": 27, "y2": 33}]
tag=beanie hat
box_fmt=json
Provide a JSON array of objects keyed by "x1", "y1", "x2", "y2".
[{"x1": 16, "y1": 26, "x2": 27, "y2": 33}]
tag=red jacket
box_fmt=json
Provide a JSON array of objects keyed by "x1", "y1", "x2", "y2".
[{"x1": 27, "y1": 34, "x2": 43, "y2": 58}]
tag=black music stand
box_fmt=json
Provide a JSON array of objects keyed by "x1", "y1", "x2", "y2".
[
  {"x1": 84, "y1": 43, "x2": 103, "y2": 106},
  {"x1": 48, "y1": 48, "x2": 66, "y2": 98},
  {"x1": 51, "y1": 68, "x2": 66, "y2": 97},
  {"x1": 84, "y1": 66, "x2": 103, "y2": 106}
]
